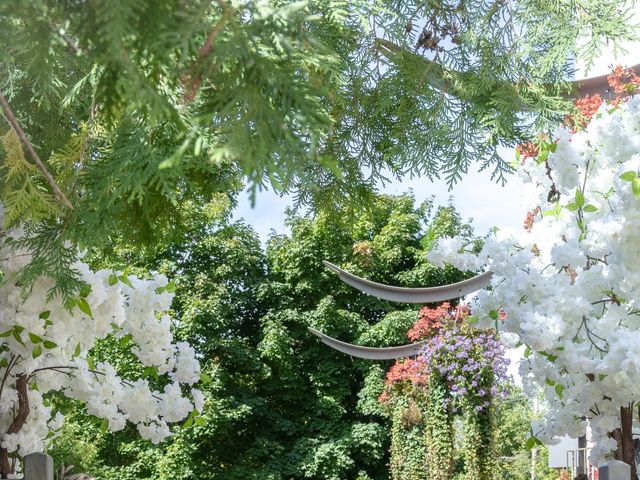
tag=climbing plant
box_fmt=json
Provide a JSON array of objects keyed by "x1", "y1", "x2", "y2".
[{"x1": 380, "y1": 303, "x2": 509, "y2": 480}]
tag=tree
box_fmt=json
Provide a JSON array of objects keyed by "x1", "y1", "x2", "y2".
[
  {"x1": 430, "y1": 75, "x2": 640, "y2": 472},
  {"x1": 0, "y1": 210, "x2": 202, "y2": 477},
  {"x1": 49, "y1": 194, "x2": 480, "y2": 479},
  {"x1": 0, "y1": 0, "x2": 636, "y2": 300}
]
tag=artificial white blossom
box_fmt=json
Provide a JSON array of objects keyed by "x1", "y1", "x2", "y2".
[
  {"x1": 430, "y1": 96, "x2": 640, "y2": 464},
  {"x1": 0, "y1": 219, "x2": 203, "y2": 470}
]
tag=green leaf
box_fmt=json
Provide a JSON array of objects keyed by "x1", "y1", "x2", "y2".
[
  {"x1": 79, "y1": 283, "x2": 92, "y2": 298},
  {"x1": 632, "y1": 178, "x2": 640, "y2": 198},
  {"x1": 488, "y1": 310, "x2": 499, "y2": 320},
  {"x1": 12, "y1": 330, "x2": 25, "y2": 347},
  {"x1": 545, "y1": 378, "x2": 555, "y2": 387},
  {"x1": 32, "y1": 344, "x2": 42, "y2": 359},
  {"x1": 583, "y1": 204, "x2": 598, "y2": 212},
  {"x1": 73, "y1": 342, "x2": 81, "y2": 359},
  {"x1": 549, "y1": 142, "x2": 558, "y2": 153},
  {"x1": 565, "y1": 202, "x2": 578, "y2": 211},
  {"x1": 100, "y1": 418, "x2": 109, "y2": 434},
  {"x1": 194, "y1": 136, "x2": 203, "y2": 157},
  {"x1": 555, "y1": 383, "x2": 564, "y2": 399},
  {"x1": 0, "y1": 329, "x2": 13, "y2": 338},
  {"x1": 43, "y1": 340, "x2": 57, "y2": 349},
  {"x1": 524, "y1": 346, "x2": 532, "y2": 358},
  {"x1": 467, "y1": 315, "x2": 479, "y2": 324},
  {"x1": 39, "y1": 310, "x2": 50, "y2": 320},
  {"x1": 144, "y1": 366, "x2": 160, "y2": 380},
  {"x1": 78, "y1": 298, "x2": 93, "y2": 317},
  {"x1": 64, "y1": 298, "x2": 77, "y2": 310},
  {"x1": 200, "y1": 372, "x2": 211, "y2": 383},
  {"x1": 194, "y1": 416, "x2": 206, "y2": 426},
  {"x1": 525, "y1": 436, "x2": 537, "y2": 450},
  {"x1": 620, "y1": 171, "x2": 637, "y2": 182},
  {"x1": 28, "y1": 332, "x2": 43, "y2": 344},
  {"x1": 118, "y1": 275, "x2": 133, "y2": 288},
  {"x1": 182, "y1": 415, "x2": 194, "y2": 428},
  {"x1": 108, "y1": 274, "x2": 118, "y2": 286},
  {"x1": 538, "y1": 149, "x2": 549, "y2": 163},
  {"x1": 575, "y1": 189, "x2": 585, "y2": 208}
]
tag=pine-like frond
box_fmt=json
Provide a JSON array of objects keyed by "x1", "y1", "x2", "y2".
[{"x1": 0, "y1": 129, "x2": 61, "y2": 229}]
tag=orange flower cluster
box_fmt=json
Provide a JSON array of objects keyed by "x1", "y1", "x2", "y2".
[
  {"x1": 566, "y1": 94, "x2": 603, "y2": 132},
  {"x1": 378, "y1": 358, "x2": 428, "y2": 402},
  {"x1": 407, "y1": 302, "x2": 451, "y2": 341},
  {"x1": 516, "y1": 142, "x2": 539, "y2": 163},
  {"x1": 607, "y1": 65, "x2": 640, "y2": 96},
  {"x1": 523, "y1": 207, "x2": 541, "y2": 232}
]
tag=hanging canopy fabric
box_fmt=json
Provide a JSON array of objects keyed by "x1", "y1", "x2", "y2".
[
  {"x1": 308, "y1": 327, "x2": 428, "y2": 360},
  {"x1": 322, "y1": 261, "x2": 493, "y2": 304},
  {"x1": 313, "y1": 262, "x2": 493, "y2": 359}
]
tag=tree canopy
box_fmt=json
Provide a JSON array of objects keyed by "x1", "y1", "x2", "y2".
[
  {"x1": 49, "y1": 193, "x2": 485, "y2": 479},
  {"x1": 1, "y1": 0, "x2": 637, "y2": 298}
]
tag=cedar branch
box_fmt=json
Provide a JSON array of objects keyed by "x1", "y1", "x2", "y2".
[
  {"x1": 0, "y1": 92, "x2": 74, "y2": 210},
  {"x1": 376, "y1": 38, "x2": 640, "y2": 104}
]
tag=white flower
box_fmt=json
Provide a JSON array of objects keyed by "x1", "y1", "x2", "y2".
[
  {"x1": 433, "y1": 99, "x2": 640, "y2": 463},
  {"x1": 0, "y1": 236, "x2": 201, "y2": 459}
]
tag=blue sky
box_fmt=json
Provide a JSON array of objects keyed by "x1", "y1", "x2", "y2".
[{"x1": 233, "y1": 151, "x2": 526, "y2": 243}]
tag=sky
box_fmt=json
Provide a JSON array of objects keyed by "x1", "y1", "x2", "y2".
[{"x1": 233, "y1": 163, "x2": 525, "y2": 242}]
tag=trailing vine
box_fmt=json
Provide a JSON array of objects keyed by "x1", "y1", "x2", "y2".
[
  {"x1": 380, "y1": 303, "x2": 508, "y2": 480},
  {"x1": 389, "y1": 395, "x2": 429, "y2": 480},
  {"x1": 424, "y1": 372, "x2": 455, "y2": 480}
]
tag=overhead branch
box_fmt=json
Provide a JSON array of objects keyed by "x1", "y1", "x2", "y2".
[
  {"x1": 182, "y1": 2, "x2": 231, "y2": 103},
  {"x1": 375, "y1": 38, "x2": 640, "y2": 107},
  {"x1": 0, "y1": 92, "x2": 74, "y2": 210}
]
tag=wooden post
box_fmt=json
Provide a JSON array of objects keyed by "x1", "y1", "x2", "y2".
[
  {"x1": 600, "y1": 459, "x2": 631, "y2": 480},
  {"x1": 23, "y1": 453, "x2": 53, "y2": 480}
]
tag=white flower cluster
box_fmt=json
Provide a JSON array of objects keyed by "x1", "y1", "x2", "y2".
[
  {"x1": 429, "y1": 96, "x2": 640, "y2": 463},
  {"x1": 0, "y1": 227, "x2": 202, "y2": 462}
]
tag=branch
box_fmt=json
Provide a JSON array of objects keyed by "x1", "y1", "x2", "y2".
[
  {"x1": 182, "y1": 2, "x2": 230, "y2": 103},
  {"x1": 0, "y1": 92, "x2": 74, "y2": 210},
  {"x1": 375, "y1": 38, "x2": 640, "y2": 106},
  {"x1": 0, "y1": 374, "x2": 30, "y2": 477},
  {"x1": 0, "y1": 354, "x2": 17, "y2": 404}
]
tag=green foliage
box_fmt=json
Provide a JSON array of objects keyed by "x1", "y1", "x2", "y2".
[
  {"x1": 0, "y1": 0, "x2": 635, "y2": 297},
  {"x1": 50, "y1": 193, "x2": 479, "y2": 479},
  {"x1": 462, "y1": 405, "x2": 495, "y2": 480},
  {"x1": 493, "y1": 387, "x2": 559, "y2": 480},
  {"x1": 425, "y1": 374, "x2": 455, "y2": 479},
  {"x1": 388, "y1": 396, "x2": 428, "y2": 480}
]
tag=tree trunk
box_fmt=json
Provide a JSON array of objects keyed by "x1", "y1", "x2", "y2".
[
  {"x1": 531, "y1": 447, "x2": 538, "y2": 480},
  {"x1": 0, "y1": 374, "x2": 30, "y2": 478},
  {"x1": 614, "y1": 405, "x2": 637, "y2": 480}
]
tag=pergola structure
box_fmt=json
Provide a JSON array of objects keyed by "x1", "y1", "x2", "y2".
[{"x1": 309, "y1": 261, "x2": 493, "y2": 360}]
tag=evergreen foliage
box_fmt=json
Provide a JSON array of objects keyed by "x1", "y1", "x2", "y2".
[{"x1": 0, "y1": 0, "x2": 636, "y2": 296}]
